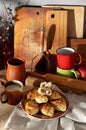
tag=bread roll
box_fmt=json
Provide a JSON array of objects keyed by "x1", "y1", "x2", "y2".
[
  {"x1": 27, "y1": 87, "x2": 48, "y2": 103},
  {"x1": 27, "y1": 87, "x2": 38, "y2": 100},
  {"x1": 25, "y1": 100, "x2": 39, "y2": 115},
  {"x1": 50, "y1": 98, "x2": 67, "y2": 112},
  {"x1": 34, "y1": 92, "x2": 48, "y2": 103},
  {"x1": 49, "y1": 90, "x2": 61, "y2": 100},
  {"x1": 40, "y1": 103, "x2": 54, "y2": 117}
]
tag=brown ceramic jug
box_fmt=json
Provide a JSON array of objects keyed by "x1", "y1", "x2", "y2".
[{"x1": 6, "y1": 57, "x2": 26, "y2": 83}]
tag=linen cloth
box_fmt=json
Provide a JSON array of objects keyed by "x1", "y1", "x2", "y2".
[{"x1": 4, "y1": 86, "x2": 86, "y2": 130}]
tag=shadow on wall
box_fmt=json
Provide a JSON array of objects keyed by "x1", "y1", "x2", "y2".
[{"x1": 67, "y1": 9, "x2": 76, "y2": 38}]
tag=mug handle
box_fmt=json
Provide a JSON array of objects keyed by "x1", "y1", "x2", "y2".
[
  {"x1": 1, "y1": 91, "x2": 8, "y2": 103},
  {"x1": 71, "y1": 69, "x2": 80, "y2": 79},
  {"x1": 75, "y1": 53, "x2": 82, "y2": 66}
]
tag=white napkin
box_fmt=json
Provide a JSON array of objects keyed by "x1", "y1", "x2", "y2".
[
  {"x1": 58, "y1": 117, "x2": 86, "y2": 130},
  {"x1": 65, "y1": 92, "x2": 86, "y2": 123},
  {"x1": 4, "y1": 86, "x2": 86, "y2": 130},
  {"x1": 59, "y1": 117, "x2": 75, "y2": 130},
  {"x1": 4, "y1": 105, "x2": 58, "y2": 130}
]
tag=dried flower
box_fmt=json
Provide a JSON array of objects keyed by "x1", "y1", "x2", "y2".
[{"x1": 0, "y1": 0, "x2": 14, "y2": 68}]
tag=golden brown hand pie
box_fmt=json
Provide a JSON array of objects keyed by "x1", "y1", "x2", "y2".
[
  {"x1": 34, "y1": 92, "x2": 48, "y2": 103},
  {"x1": 40, "y1": 103, "x2": 54, "y2": 117},
  {"x1": 25, "y1": 100, "x2": 39, "y2": 115},
  {"x1": 49, "y1": 90, "x2": 62, "y2": 100},
  {"x1": 27, "y1": 90, "x2": 35, "y2": 100},
  {"x1": 50, "y1": 97, "x2": 67, "y2": 112},
  {"x1": 27, "y1": 87, "x2": 38, "y2": 100},
  {"x1": 27, "y1": 87, "x2": 48, "y2": 103}
]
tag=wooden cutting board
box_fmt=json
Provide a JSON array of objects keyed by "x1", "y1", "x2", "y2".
[
  {"x1": 43, "y1": 5, "x2": 84, "y2": 38},
  {"x1": 14, "y1": 7, "x2": 67, "y2": 72},
  {"x1": 14, "y1": 7, "x2": 46, "y2": 71},
  {"x1": 45, "y1": 9, "x2": 67, "y2": 54}
]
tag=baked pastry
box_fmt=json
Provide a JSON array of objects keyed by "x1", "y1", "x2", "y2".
[
  {"x1": 25, "y1": 100, "x2": 39, "y2": 115},
  {"x1": 27, "y1": 90, "x2": 35, "y2": 100},
  {"x1": 38, "y1": 82, "x2": 53, "y2": 96},
  {"x1": 49, "y1": 90, "x2": 62, "y2": 100},
  {"x1": 34, "y1": 92, "x2": 48, "y2": 103},
  {"x1": 24, "y1": 84, "x2": 68, "y2": 118},
  {"x1": 38, "y1": 87, "x2": 52, "y2": 96},
  {"x1": 27, "y1": 87, "x2": 38, "y2": 100},
  {"x1": 40, "y1": 103, "x2": 54, "y2": 117},
  {"x1": 50, "y1": 97, "x2": 67, "y2": 112},
  {"x1": 27, "y1": 87, "x2": 48, "y2": 103}
]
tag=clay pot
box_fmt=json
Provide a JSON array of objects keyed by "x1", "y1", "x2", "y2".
[{"x1": 6, "y1": 57, "x2": 26, "y2": 83}]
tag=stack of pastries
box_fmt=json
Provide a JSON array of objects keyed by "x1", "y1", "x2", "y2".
[{"x1": 24, "y1": 82, "x2": 67, "y2": 118}]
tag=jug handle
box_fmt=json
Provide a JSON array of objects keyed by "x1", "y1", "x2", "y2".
[
  {"x1": 0, "y1": 80, "x2": 7, "y2": 103},
  {"x1": 1, "y1": 91, "x2": 8, "y2": 103}
]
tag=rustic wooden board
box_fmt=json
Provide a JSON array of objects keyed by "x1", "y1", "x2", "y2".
[
  {"x1": 46, "y1": 9, "x2": 67, "y2": 53},
  {"x1": 43, "y1": 5, "x2": 84, "y2": 38},
  {"x1": 14, "y1": 7, "x2": 46, "y2": 71},
  {"x1": 14, "y1": 7, "x2": 67, "y2": 72}
]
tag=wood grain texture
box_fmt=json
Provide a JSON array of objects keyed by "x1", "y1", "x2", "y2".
[
  {"x1": 14, "y1": 7, "x2": 45, "y2": 71},
  {"x1": 46, "y1": 10, "x2": 67, "y2": 53},
  {"x1": 43, "y1": 5, "x2": 84, "y2": 38},
  {"x1": 14, "y1": 7, "x2": 67, "y2": 72}
]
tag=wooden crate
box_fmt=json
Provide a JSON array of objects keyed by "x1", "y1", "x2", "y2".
[{"x1": 67, "y1": 38, "x2": 86, "y2": 66}]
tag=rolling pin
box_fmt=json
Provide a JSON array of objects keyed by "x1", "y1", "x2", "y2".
[{"x1": 27, "y1": 71, "x2": 86, "y2": 93}]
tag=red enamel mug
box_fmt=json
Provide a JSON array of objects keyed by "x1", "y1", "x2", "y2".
[{"x1": 56, "y1": 47, "x2": 82, "y2": 69}]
